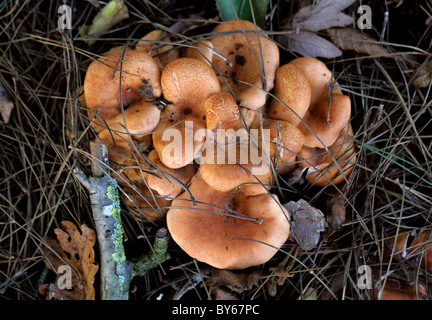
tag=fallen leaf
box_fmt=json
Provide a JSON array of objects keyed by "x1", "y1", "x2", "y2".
[
  {"x1": 327, "y1": 27, "x2": 392, "y2": 58},
  {"x1": 324, "y1": 191, "x2": 347, "y2": 241},
  {"x1": 278, "y1": 31, "x2": 342, "y2": 58},
  {"x1": 39, "y1": 221, "x2": 99, "y2": 300},
  {"x1": 206, "y1": 268, "x2": 262, "y2": 294},
  {"x1": 412, "y1": 59, "x2": 432, "y2": 88},
  {"x1": 81, "y1": 0, "x2": 129, "y2": 45},
  {"x1": 283, "y1": 199, "x2": 326, "y2": 251},
  {"x1": 0, "y1": 84, "x2": 14, "y2": 124},
  {"x1": 280, "y1": 0, "x2": 355, "y2": 58},
  {"x1": 211, "y1": 287, "x2": 239, "y2": 300},
  {"x1": 292, "y1": 0, "x2": 355, "y2": 32}
]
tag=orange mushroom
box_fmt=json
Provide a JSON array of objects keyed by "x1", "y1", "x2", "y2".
[
  {"x1": 297, "y1": 124, "x2": 356, "y2": 186},
  {"x1": 210, "y1": 20, "x2": 280, "y2": 111},
  {"x1": 264, "y1": 57, "x2": 355, "y2": 185},
  {"x1": 166, "y1": 172, "x2": 290, "y2": 269},
  {"x1": 250, "y1": 117, "x2": 304, "y2": 175},
  {"x1": 152, "y1": 57, "x2": 221, "y2": 169},
  {"x1": 83, "y1": 49, "x2": 162, "y2": 132}
]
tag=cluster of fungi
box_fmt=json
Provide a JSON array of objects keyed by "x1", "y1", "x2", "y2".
[{"x1": 81, "y1": 20, "x2": 356, "y2": 270}]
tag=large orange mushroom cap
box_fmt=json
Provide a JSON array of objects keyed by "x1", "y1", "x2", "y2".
[
  {"x1": 167, "y1": 172, "x2": 290, "y2": 269},
  {"x1": 210, "y1": 20, "x2": 280, "y2": 111},
  {"x1": 83, "y1": 49, "x2": 162, "y2": 130}
]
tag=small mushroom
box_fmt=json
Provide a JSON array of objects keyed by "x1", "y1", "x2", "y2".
[
  {"x1": 198, "y1": 139, "x2": 273, "y2": 195},
  {"x1": 152, "y1": 57, "x2": 221, "y2": 169},
  {"x1": 210, "y1": 20, "x2": 280, "y2": 111},
  {"x1": 250, "y1": 117, "x2": 304, "y2": 175},
  {"x1": 372, "y1": 276, "x2": 427, "y2": 300},
  {"x1": 287, "y1": 57, "x2": 351, "y2": 149},
  {"x1": 297, "y1": 124, "x2": 356, "y2": 186},
  {"x1": 205, "y1": 91, "x2": 255, "y2": 133},
  {"x1": 166, "y1": 172, "x2": 290, "y2": 269},
  {"x1": 266, "y1": 62, "x2": 312, "y2": 127},
  {"x1": 146, "y1": 149, "x2": 197, "y2": 199}
]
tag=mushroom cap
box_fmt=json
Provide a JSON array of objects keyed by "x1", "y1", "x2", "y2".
[
  {"x1": 153, "y1": 58, "x2": 221, "y2": 169},
  {"x1": 210, "y1": 20, "x2": 280, "y2": 111},
  {"x1": 198, "y1": 137, "x2": 273, "y2": 193},
  {"x1": 288, "y1": 57, "x2": 342, "y2": 107},
  {"x1": 182, "y1": 40, "x2": 214, "y2": 65},
  {"x1": 161, "y1": 57, "x2": 221, "y2": 116},
  {"x1": 167, "y1": 172, "x2": 290, "y2": 269},
  {"x1": 83, "y1": 49, "x2": 162, "y2": 124},
  {"x1": 371, "y1": 275, "x2": 427, "y2": 300},
  {"x1": 298, "y1": 124, "x2": 356, "y2": 186},
  {"x1": 152, "y1": 110, "x2": 207, "y2": 169},
  {"x1": 146, "y1": 149, "x2": 197, "y2": 198},
  {"x1": 251, "y1": 117, "x2": 304, "y2": 175},
  {"x1": 205, "y1": 92, "x2": 255, "y2": 133},
  {"x1": 297, "y1": 92, "x2": 351, "y2": 148},
  {"x1": 267, "y1": 63, "x2": 312, "y2": 127},
  {"x1": 105, "y1": 100, "x2": 161, "y2": 136},
  {"x1": 97, "y1": 123, "x2": 135, "y2": 166}
]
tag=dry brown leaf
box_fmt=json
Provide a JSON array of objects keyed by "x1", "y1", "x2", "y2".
[
  {"x1": 280, "y1": 0, "x2": 355, "y2": 58},
  {"x1": 292, "y1": 0, "x2": 355, "y2": 32},
  {"x1": 206, "y1": 268, "x2": 262, "y2": 294},
  {"x1": 326, "y1": 192, "x2": 347, "y2": 231},
  {"x1": 327, "y1": 27, "x2": 393, "y2": 58},
  {"x1": 412, "y1": 59, "x2": 432, "y2": 88},
  {"x1": 278, "y1": 31, "x2": 342, "y2": 59},
  {"x1": 210, "y1": 287, "x2": 239, "y2": 300},
  {"x1": 283, "y1": 199, "x2": 326, "y2": 251},
  {"x1": 0, "y1": 85, "x2": 14, "y2": 124},
  {"x1": 39, "y1": 221, "x2": 99, "y2": 300}
]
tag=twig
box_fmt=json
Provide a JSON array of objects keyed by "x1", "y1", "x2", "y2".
[{"x1": 74, "y1": 142, "x2": 170, "y2": 300}]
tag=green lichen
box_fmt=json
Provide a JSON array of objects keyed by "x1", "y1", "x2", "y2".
[{"x1": 107, "y1": 184, "x2": 126, "y2": 264}]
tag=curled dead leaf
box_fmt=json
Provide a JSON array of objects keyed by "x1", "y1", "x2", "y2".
[
  {"x1": 327, "y1": 27, "x2": 393, "y2": 58},
  {"x1": 206, "y1": 268, "x2": 262, "y2": 294},
  {"x1": 0, "y1": 84, "x2": 14, "y2": 124},
  {"x1": 412, "y1": 59, "x2": 432, "y2": 88},
  {"x1": 280, "y1": 0, "x2": 355, "y2": 58},
  {"x1": 39, "y1": 221, "x2": 99, "y2": 300},
  {"x1": 323, "y1": 191, "x2": 347, "y2": 242}
]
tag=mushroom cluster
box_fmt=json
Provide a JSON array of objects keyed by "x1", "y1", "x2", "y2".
[{"x1": 81, "y1": 20, "x2": 356, "y2": 270}]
